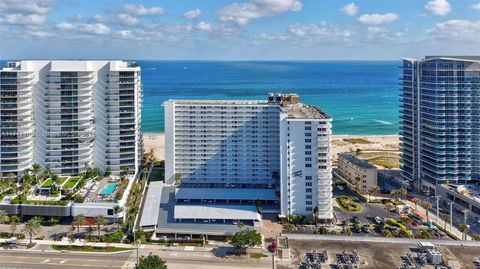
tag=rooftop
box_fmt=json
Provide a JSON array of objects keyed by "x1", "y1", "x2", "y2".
[
  {"x1": 338, "y1": 153, "x2": 377, "y2": 169},
  {"x1": 175, "y1": 187, "x2": 278, "y2": 201},
  {"x1": 282, "y1": 103, "x2": 330, "y2": 119},
  {"x1": 442, "y1": 184, "x2": 480, "y2": 203},
  {"x1": 139, "y1": 181, "x2": 164, "y2": 228},
  {"x1": 174, "y1": 204, "x2": 261, "y2": 221}
]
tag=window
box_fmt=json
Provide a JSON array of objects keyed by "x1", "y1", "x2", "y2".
[
  {"x1": 305, "y1": 163, "x2": 312, "y2": 168},
  {"x1": 305, "y1": 126, "x2": 311, "y2": 130},
  {"x1": 306, "y1": 195, "x2": 312, "y2": 199},
  {"x1": 305, "y1": 151, "x2": 311, "y2": 155},
  {"x1": 305, "y1": 157, "x2": 311, "y2": 162},
  {"x1": 306, "y1": 201, "x2": 312, "y2": 205},
  {"x1": 305, "y1": 139, "x2": 311, "y2": 143},
  {"x1": 306, "y1": 188, "x2": 312, "y2": 193},
  {"x1": 305, "y1": 145, "x2": 311, "y2": 149},
  {"x1": 306, "y1": 207, "x2": 312, "y2": 211},
  {"x1": 305, "y1": 133, "x2": 311, "y2": 137},
  {"x1": 306, "y1": 182, "x2": 312, "y2": 186},
  {"x1": 305, "y1": 176, "x2": 312, "y2": 180}
]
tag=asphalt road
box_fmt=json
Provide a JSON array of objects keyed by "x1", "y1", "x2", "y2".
[{"x1": 0, "y1": 250, "x2": 131, "y2": 269}]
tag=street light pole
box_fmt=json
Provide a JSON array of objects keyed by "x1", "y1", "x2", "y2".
[
  {"x1": 435, "y1": 196, "x2": 440, "y2": 222},
  {"x1": 272, "y1": 253, "x2": 276, "y2": 269},
  {"x1": 462, "y1": 209, "x2": 469, "y2": 225}
]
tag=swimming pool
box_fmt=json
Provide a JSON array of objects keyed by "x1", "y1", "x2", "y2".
[{"x1": 100, "y1": 183, "x2": 117, "y2": 195}]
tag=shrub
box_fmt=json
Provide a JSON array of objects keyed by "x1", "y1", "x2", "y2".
[
  {"x1": 336, "y1": 196, "x2": 362, "y2": 212},
  {"x1": 387, "y1": 218, "x2": 407, "y2": 231}
]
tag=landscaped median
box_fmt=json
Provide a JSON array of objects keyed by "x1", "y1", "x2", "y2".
[
  {"x1": 52, "y1": 245, "x2": 133, "y2": 253},
  {"x1": 335, "y1": 196, "x2": 362, "y2": 212}
]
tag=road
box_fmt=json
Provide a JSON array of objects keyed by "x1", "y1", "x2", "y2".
[
  {"x1": 0, "y1": 250, "x2": 131, "y2": 269},
  {"x1": 0, "y1": 247, "x2": 271, "y2": 269}
]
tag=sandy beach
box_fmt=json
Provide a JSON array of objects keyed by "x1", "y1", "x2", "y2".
[{"x1": 143, "y1": 132, "x2": 400, "y2": 165}]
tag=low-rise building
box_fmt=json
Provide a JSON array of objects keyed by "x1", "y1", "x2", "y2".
[
  {"x1": 436, "y1": 184, "x2": 480, "y2": 221},
  {"x1": 337, "y1": 153, "x2": 377, "y2": 193}
]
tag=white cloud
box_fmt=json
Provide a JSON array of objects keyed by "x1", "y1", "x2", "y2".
[
  {"x1": 0, "y1": 0, "x2": 52, "y2": 15},
  {"x1": 287, "y1": 22, "x2": 352, "y2": 41},
  {"x1": 425, "y1": 0, "x2": 451, "y2": 16},
  {"x1": 470, "y1": 3, "x2": 480, "y2": 10},
  {"x1": 184, "y1": 9, "x2": 202, "y2": 19},
  {"x1": 196, "y1": 21, "x2": 212, "y2": 31},
  {"x1": 340, "y1": 3, "x2": 358, "y2": 16},
  {"x1": 26, "y1": 30, "x2": 53, "y2": 38},
  {"x1": 117, "y1": 13, "x2": 140, "y2": 26},
  {"x1": 123, "y1": 4, "x2": 164, "y2": 16},
  {"x1": 56, "y1": 22, "x2": 111, "y2": 35},
  {"x1": 427, "y1": 20, "x2": 480, "y2": 41},
  {"x1": 358, "y1": 13, "x2": 399, "y2": 25},
  {"x1": 0, "y1": 14, "x2": 46, "y2": 25},
  {"x1": 219, "y1": 0, "x2": 302, "y2": 25}
]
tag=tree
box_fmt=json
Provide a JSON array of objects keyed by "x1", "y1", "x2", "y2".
[
  {"x1": 412, "y1": 198, "x2": 421, "y2": 211},
  {"x1": 459, "y1": 224, "x2": 470, "y2": 241},
  {"x1": 384, "y1": 203, "x2": 395, "y2": 212},
  {"x1": 398, "y1": 187, "x2": 408, "y2": 202},
  {"x1": 371, "y1": 185, "x2": 380, "y2": 199},
  {"x1": 313, "y1": 206, "x2": 319, "y2": 223},
  {"x1": 10, "y1": 215, "x2": 20, "y2": 237},
  {"x1": 174, "y1": 173, "x2": 182, "y2": 186},
  {"x1": 135, "y1": 253, "x2": 167, "y2": 269},
  {"x1": 284, "y1": 223, "x2": 294, "y2": 232},
  {"x1": 390, "y1": 189, "x2": 399, "y2": 202},
  {"x1": 23, "y1": 218, "x2": 42, "y2": 244},
  {"x1": 422, "y1": 202, "x2": 432, "y2": 222},
  {"x1": 0, "y1": 210, "x2": 9, "y2": 233},
  {"x1": 441, "y1": 213, "x2": 451, "y2": 231},
  {"x1": 472, "y1": 234, "x2": 480, "y2": 241},
  {"x1": 94, "y1": 216, "x2": 108, "y2": 237},
  {"x1": 32, "y1": 163, "x2": 41, "y2": 183},
  {"x1": 142, "y1": 166, "x2": 149, "y2": 180},
  {"x1": 72, "y1": 215, "x2": 86, "y2": 239},
  {"x1": 236, "y1": 221, "x2": 245, "y2": 230},
  {"x1": 355, "y1": 148, "x2": 361, "y2": 156},
  {"x1": 354, "y1": 177, "x2": 361, "y2": 193},
  {"x1": 229, "y1": 230, "x2": 262, "y2": 254}
]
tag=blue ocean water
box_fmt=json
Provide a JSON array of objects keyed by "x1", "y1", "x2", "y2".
[{"x1": 140, "y1": 61, "x2": 400, "y2": 135}]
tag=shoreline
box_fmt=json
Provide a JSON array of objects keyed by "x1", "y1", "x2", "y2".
[{"x1": 143, "y1": 133, "x2": 400, "y2": 162}]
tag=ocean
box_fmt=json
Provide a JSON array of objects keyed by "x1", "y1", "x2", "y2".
[{"x1": 140, "y1": 61, "x2": 400, "y2": 135}]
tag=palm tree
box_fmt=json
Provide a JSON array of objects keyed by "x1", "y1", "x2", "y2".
[
  {"x1": 441, "y1": 213, "x2": 451, "y2": 231},
  {"x1": 412, "y1": 198, "x2": 421, "y2": 211},
  {"x1": 390, "y1": 189, "x2": 399, "y2": 202},
  {"x1": 93, "y1": 216, "x2": 108, "y2": 237},
  {"x1": 0, "y1": 210, "x2": 8, "y2": 233},
  {"x1": 72, "y1": 215, "x2": 86, "y2": 239},
  {"x1": 371, "y1": 185, "x2": 380, "y2": 199},
  {"x1": 422, "y1": 201, "x2": 432, "y2": 222},
  {"x1": 32, "y1": 163, "x2": 41, "y2": 183},
  {"x1": 23, "y1": 218, "x2": 42, "y2": 244},
  {"x1": 236, "y1": 221, "x2": 245, "y2": 230},
  {"x1": 355, "y1": 148, "x2": 361, "y2": 156},
  {"x1": 472, "y1": 234, "x2": 480, "y2": 241},
  {"x1": 459, "y1": 224, "x2": 470, "y2": 240},
  {"x1": 398, "y1": 187, "x2": 408, "y2": 202},
  {"x1": 142, "y1": 166, "x2": 148, "y2": 180},
  {"x1": 10, "y1": 215, "x2": 20, "y2": 237},
  {"x1": 174, "y1": 173, "x2": 182, "y2": 186}
]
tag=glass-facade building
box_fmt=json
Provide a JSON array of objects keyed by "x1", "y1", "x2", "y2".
[{"x1": 400, "y1": 56, "x2": 480, "y2": 194}]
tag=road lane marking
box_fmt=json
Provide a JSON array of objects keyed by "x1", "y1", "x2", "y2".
[
  {"x1": 41, "y1": 259, "x2": 50, "y2": 263},
  {"x1": 60, "y1": 259, "x2": 68, "y2": 264},
  {"x1": 0, "y1": 261, "x2": 123, "y2": 268}
]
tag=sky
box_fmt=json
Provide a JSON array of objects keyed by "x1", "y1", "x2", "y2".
[{"x1": 0, "y1": 0, "x2": 479, "y2": 60}]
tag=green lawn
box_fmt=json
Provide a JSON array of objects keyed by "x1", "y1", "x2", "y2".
[
  {"x1": 52, "y1": 245, "x2": 132, "y2": 252},
  {"x1": 63, "y1": 178, "x2": 80, "y2": 189},
  {"x1": 356, "y1": 152, "x2": 400, "y2": 169},
  {"x1": 57, "y1": 177, "x2": 68, "y2": 185},
  {"x1": 40, "y1": 178, "x2": 53, "y2": 188},
  {"x1": 149, "y1": 167, "x2": 164, "y2": 182},
  {"x1": 336, "y1": 196, "x2": 362, "y2": 212}
]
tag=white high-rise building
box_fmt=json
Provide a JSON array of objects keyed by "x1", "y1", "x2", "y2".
[
  {"x1": 164, "y1": 93, "x2": 333, "y2": 221},
  {"x1": 0, "y1": 60, "x2": 143, "y2": 176}
]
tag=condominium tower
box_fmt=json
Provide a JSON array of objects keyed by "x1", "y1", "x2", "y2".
[
  {"x1": 164, "y1": 93, "x2": 333, "y2": 221},
  {"x1": 400, "y1": 56, "x2": 480, "y2": 194},
  {"x1": 0, "y1": 60, "x2": 143, "y2": 176}
]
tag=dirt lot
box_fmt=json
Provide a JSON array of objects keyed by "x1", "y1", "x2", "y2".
[{"x1": 279, "y1": 239, "x2": 480, "y2": 269}]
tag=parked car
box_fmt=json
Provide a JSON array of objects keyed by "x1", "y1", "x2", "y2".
[
  {"x1": 374, "y1": 216, "x2": 382, "y2": 224},
  {"x1": 412, "y1": 220, "x2": 419, "y2": 227},
  {"x1": 361, "y1": 226, "x2": 371, "y2": 233},
  {"x1": 337, "y1": 185, "x2": 344, "y2": 191},
  {"x1": 351, "y1": 216, "x2": 360, "y2": 224}
]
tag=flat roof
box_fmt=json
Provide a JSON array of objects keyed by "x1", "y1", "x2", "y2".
[
  {"x1": 282, "y1": 103, "x2": 330, "y2": 119},
  {"x1": 139, "y1": 181, "x2": 164, "y2": 228},
  {"x1": 175, "y1": 188, "x2": 278, "y2": 201},
  {"x1": 338, "y1": 153, "x2": 377, "y2": 169},
  {"x1": 174, "y1": 205, "x2": 261, "y2": 221}
]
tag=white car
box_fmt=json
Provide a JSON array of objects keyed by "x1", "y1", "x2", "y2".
[
  {"x1": 337, "y1": 185, "x2": 344, "y2": 191},
  {"x1": 374, "y1": 216, "x2": 382, "y2": 224}
]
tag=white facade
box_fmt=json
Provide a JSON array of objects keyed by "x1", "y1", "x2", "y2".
[
  {"x1": 0, "y1": 60, "x2": 143, "y2": 176},
  {"x1": 164, "y1": 94, "x2": 333, "y2": 220},
  {"x1": 337, "y1": 153, "x2": 377, "y2": 194}
]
